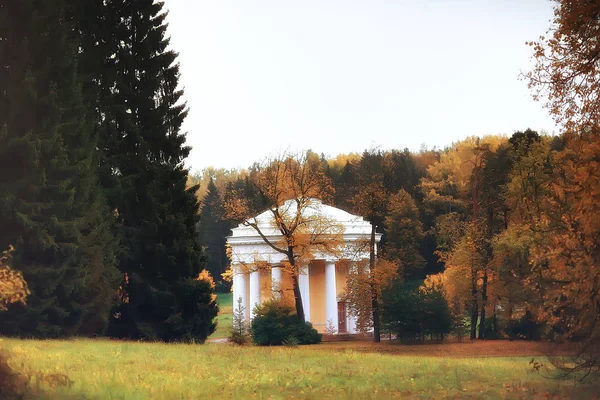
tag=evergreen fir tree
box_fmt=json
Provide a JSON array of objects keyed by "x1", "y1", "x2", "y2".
[
  {"x1": 199, "y1": 179, "x2": 232, "y2": 281},
  {"x1": 0, "y1": 0, "x2": 120, "y2": 337},
  {"x1": 333, "y1": 161, "x2": 357, "y2": 211},
  {"x1": 384, "y1": 189, "x2": 426, "y2": 280},
  {"x1": 74, "y1": 0, "x2": 215, "y2": 341}
]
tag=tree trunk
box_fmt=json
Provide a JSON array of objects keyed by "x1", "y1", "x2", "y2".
[
  {"x1": 470, "y1": 306, "x2": 478, "y2": 340},
  {"x1": 479, "y1": 207, "x2": 493, "y2": 340},
  {"x1": 287, "y1": 248, "x2": 305, "y2": 322},
  {"x1": 370, "y1": 222, "x2": 381, "y2": 342},
  {"x1": 470, "y1": 271, "x2": 478, "y2": 340},
  {"x1": 479, "y1": 268, "x2": 488, "y2": 339}
]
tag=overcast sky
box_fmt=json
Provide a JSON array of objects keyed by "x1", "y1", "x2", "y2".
[{"x1": 163, "y1": 0, "x2": 557, "y2": 172}]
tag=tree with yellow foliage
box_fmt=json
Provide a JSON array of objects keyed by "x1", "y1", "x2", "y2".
[
  {"x1": 0, "y1": 247, "x2": 29, "y2": 312},
  {"x1": 524, "y1": 0, "x2": 600, "y2": 132},
  {"x1": 528, "y1": 133, "x2": 600, "y2": 375},
  {"x1": 343, "y1": 254, "x2": 399, "y2": 334},
  {"x1": 224, "y1": 151, "x2": 342, "y2": 322},
  {"x1": 421, "y1": 136, "x2": 507, "y2": 339},
  {"x1": 524, "y1": 0, "x2": 600, "y2": 377},
  {"x1": 349, "y1": 149, "x2": 395, "y2": 342}
]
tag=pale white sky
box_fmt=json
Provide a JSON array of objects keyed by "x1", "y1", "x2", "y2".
[{"x1": 164, "y1": 0, "x2": 557, "y2": 172}]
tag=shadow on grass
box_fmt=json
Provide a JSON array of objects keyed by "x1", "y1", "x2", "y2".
[{"x1": 0, "y1": 348, "x2": 93, "y2": 400}]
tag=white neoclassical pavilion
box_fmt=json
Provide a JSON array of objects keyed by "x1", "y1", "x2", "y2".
[{"x1": 227, "y1": 198, "x2": 381, "y2": 334}]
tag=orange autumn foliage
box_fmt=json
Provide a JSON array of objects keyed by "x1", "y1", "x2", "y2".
[
  {"x1": 223, "y1": 151, "x2": 342, "y2": 321},
  {"x1": 524, "y1": 0, "x2": 600, "y2": 131},
  {"x1": 196, "y1": 270, "x2": 217, "y2": 303},
  {"x1": 0, "y1": 246, "x2": 29, "y2": 312},
  {"x1": 528, "y1": 132, "x2": 600, "y2": 340}
]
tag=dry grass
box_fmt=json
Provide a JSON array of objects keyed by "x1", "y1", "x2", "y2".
[{"x1": 319, "y1": 340, "x2": 577, "y2": 358}]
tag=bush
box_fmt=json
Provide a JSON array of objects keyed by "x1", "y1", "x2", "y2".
[
  {"x1": 381, "y1": 280, "x2": 452, "y2": 342},
  {"x1": 506, "y1": 310, "x2": 542, "y2": 341},
  {"x1": 482, "y1": 315, "x2": 503, "y2": 339},
  {"x1": 451, "y1": 314, "x2": 471, "y2": 343},
  {"x1": 250, "y1": 300, "x2": 321, "y2": 346}
]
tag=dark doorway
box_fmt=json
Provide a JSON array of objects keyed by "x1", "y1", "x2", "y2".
[{"x1": 337, "y1": 301, "x2": 347, "y2": 333}]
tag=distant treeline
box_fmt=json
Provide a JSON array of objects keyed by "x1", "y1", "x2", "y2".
[{"x1": 194, "y1": 129, "x2": 596, "y2": 343}]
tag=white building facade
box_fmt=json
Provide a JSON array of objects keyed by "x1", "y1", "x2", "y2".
[{"x1": 227, "y1": 199, "x2": 381, "y2": 334}]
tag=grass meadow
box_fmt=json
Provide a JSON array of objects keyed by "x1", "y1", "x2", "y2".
[
  {"x1": 209, "y1": 292, "x2": 233, "y2": 340},
  {"x1": 2, "y1": 338, "x2": 599, "y2": 399},
  {"x1": 1, "y1": 293, "x2": 597, "y2": 399}
]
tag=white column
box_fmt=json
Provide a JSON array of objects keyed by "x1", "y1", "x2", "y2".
[
  {"x1": 346, "y1": 262, "x2": 358, "y2": 333},
  {"x1": 325, "y1": 261, "x2": 338, "y2": 333},
  {"x1": 233, "y1": 264, "x2": 249, "y2": 321},
  {"x1": 347, "y1": 313, "x2": 357, "y2": 334},
  {"x1": 298, "y1": 265, "x2": 311, "y2": 322},
  {"x1": 249, "y1": 269, "x2": 261, "y2": 318},
  {"x1": 271, "y1": 266, "x2": 282, "y2": 300}
]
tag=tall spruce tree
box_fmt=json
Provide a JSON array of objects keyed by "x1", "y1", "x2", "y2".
[
  {"x1": 384, "y1": 189, "x2": 425, "y2": 280},
  {"x1": 0, "y1": 0, "x2": 120, "y2": 337},
  {"x1": 73, "y1": 0, "x2": 216, "y2": 341},
  {"x1": 199, "y1": 179, "x2": 232, "y2": 281},
  {"x1": 333, "y1": 161, "x2": 357, "y2": 212}
]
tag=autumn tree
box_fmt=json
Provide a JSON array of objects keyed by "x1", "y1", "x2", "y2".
[
  {"x1": 0, "y1": 247, "x2": 29, "y2": 312},
  {"x1": 524, "y1": 0, "x2": 600, "y2": 131},
  {"x1": 446, "y1": 220, "x2": 488, "y2": 339},
  {"x1": 224, "y1": 151, "x2": 341, "y2": 322},
  {"x1": 522, "y1": 0, "x2": 600, "y2": 377},
  {"x1": 420, "y1": 137, "x2": 505, "y2": 339},
  {"x1": 343, "y1": 253, "x2": 399, "y2": 334},
  {"x1": 350, "y1": 149, "x2": 391, "y2": 342}
]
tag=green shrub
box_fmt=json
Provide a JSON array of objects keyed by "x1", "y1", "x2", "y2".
[
  {"x1": 250, "y1": 300, "x2": 321, "y2": 346},
  {"x1": 289, "y1": 318, "x2": 322, "y2": 344},
  {"x1": 282, "y1": 334, "x2": 299, "y2": 347},
  {"x1": 381, "y1": 280, "x2": 452, "y2": 342},
  {"x1": 506, "y1": 311, "x2": 542, "y2": 341},
  {"x1": 482, "y1": 315, "x2": 503, "y2": 339}
]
